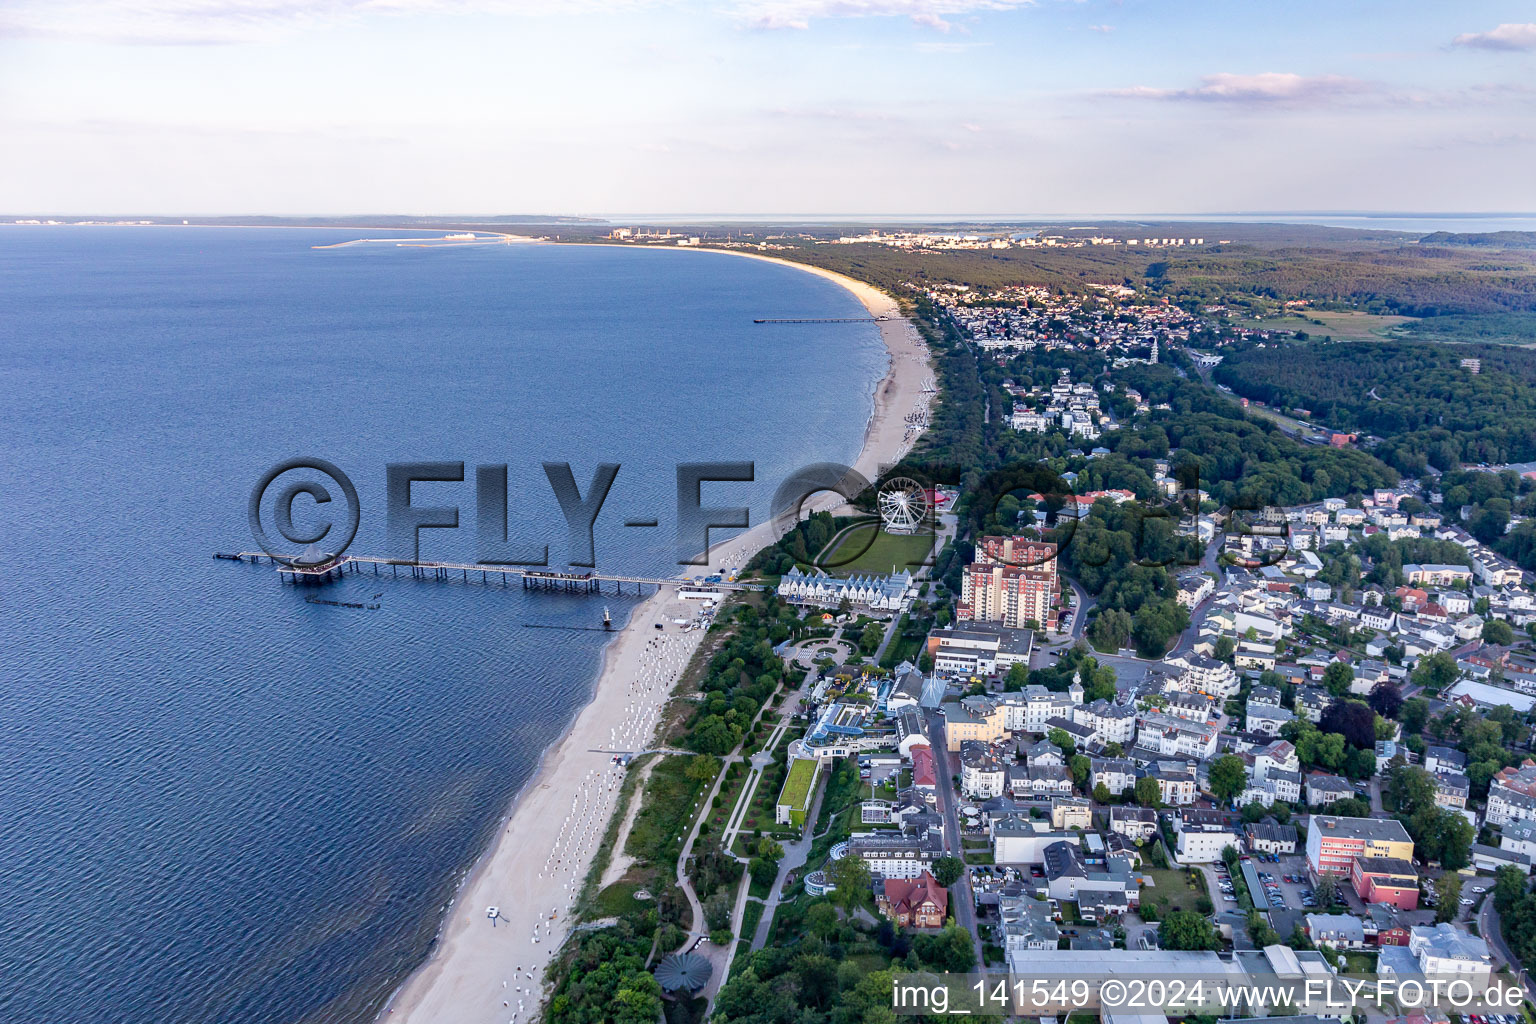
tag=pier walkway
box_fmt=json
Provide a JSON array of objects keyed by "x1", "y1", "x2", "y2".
[{"x1": 214, "y1": 551, "x2": 760, "y2": 595}]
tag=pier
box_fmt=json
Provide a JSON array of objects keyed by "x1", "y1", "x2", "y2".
[
  {"x1": 214, "y1": 551, "x2": 756, "y2": 596},
  {"x1": 753, "y1": 316, "x2": 886, "y2": 324}
]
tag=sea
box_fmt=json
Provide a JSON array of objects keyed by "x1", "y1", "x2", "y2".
[{"x1": 0, "y1": 227, "x2": 887, "y2": 1024}]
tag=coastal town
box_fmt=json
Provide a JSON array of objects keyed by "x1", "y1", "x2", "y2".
[
  {"x1": 13, "y1": 0, "x2": 1536, "y2": 1020},
  {"x1": 534, "y1": 253, "x2": 1536, "y2": 1024}
]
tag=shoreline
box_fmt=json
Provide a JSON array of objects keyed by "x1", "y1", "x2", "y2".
[{"x1": 377, "y1": 245, "x2": 932, "y2": 1024}]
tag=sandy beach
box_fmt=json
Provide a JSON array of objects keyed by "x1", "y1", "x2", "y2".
[{"x1": 379, "y1": 247, "x2": 932, "y2": 1024}]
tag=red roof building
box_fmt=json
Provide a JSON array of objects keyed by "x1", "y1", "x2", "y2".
[
  {"x1": 877, "y1": 870, "x2": 948, "y2": 928},
  {"x1": 911, "y1": 744, "x2": 937, "y2": 790}
]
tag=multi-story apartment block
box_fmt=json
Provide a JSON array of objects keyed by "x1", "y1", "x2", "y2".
[
  {"x1": 1142, "y1": 762, "x2": 1198, "y2": 806},
  {"x1": 998, "y1": 684, "x2": 1081, "y2": 735},
  {"x1": 959, "y1": 536, "x2": 1060, "y2": 630},
  {"x1": 1133, "y1": 711, "x2": 1219, "y2": 760},
  {"x1": 846, "y1": 833, "x2": 946, "y2": 880},
  {"x1": 1173, "y1": 808, "x2": 1242, "y2": 863},
  {"x1": 960, "y1": 742, "x2": 1007, "y2": 799},
  {"x1": 1306, "y1": 816, "x2": 1414, "y2": 876},
  {"x1": 1487, "y1": 761, "x2": 1536, "y2": 826},
  {"x1": 1164, "y1": 653, "x2": 1240, "y2": 699},
  {"x1": 1108, "y1": 805, "x2": 1159, "y2": 842},
  {"x1": 1090, "y1": 757, "x2": 1137, "y2": 797},
  {"x1": 1070, "y1": 699, "x2": 1138, "y2": 746}
]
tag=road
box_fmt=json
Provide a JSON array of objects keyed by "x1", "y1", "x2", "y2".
[
  {"x1": 1169, "y1": 538, "x2": 1224, "y2": 658},
  {"x1": 1480, "y1": 896, "x2": 1536, "y2": 1002},
  {"x1": 1041, "y1": 538, "x2": 1218, "y2": 676},
  {"x1": 1061, "y1": 577, "x2": 1091, "y2": 641},
  {"x1": 926, "y1": 708, "x2": 985, "y2": 967}
]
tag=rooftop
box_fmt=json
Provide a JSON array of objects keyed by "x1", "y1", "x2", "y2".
[{"x1": 1310, "y1": 815, "x2": 1412, "y2": 844}]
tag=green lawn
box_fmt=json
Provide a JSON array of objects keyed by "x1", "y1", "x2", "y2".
[
  {"x1": 593, "y1": 881, "x2": 650, "y2": 924},
  {"x1": 820, "y1": 520, "x2": 937, "y2": 576},
  {"x1": 1140, "y1": 867, "x2": 1202, "y2": 914},
  {"x1": 1233, "y1": 310, "x2": 1417, "y2": 343}
]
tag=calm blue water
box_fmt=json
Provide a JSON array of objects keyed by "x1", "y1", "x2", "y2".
[{"x1": 0, "y1": 227, "x2": 886, "y2": 1024}]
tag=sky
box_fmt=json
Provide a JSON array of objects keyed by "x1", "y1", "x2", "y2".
[{"x1": 1, "y1": 0, "x2": 1534, "y2": 216}]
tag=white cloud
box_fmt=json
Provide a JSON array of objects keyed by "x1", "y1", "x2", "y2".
[
  {"x1": 1086, "y1": 23, "x2": 1112, "y2": 33},
  {"x1": 1452, "y1": 23, "x2": 1536, "y2": 52},
  {"x1": 1108, "y1": 72, "x2": 1372, "y2": 106}
]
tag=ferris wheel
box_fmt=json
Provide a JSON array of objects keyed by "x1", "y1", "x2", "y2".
[{"x1": 878, "y1": 477, "x2": 930, "y2": 534}]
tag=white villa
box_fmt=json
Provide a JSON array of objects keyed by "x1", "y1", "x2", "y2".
[{"x1": 777, "y1": 566, "x2": 914, "y2": 611}]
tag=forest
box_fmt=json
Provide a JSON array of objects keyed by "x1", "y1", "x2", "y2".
[{"x1": 1214, "y1": 339, "x2": 1536, "y2": 473}]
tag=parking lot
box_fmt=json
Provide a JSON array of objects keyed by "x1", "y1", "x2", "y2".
[{"x1": 1228, "y1": 852, "x2": 1317, "y2": 911}]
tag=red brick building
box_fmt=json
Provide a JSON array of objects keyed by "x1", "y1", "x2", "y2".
[
  {"x1": 877, "y1": 871, "x2": 948, "y2": 929},
  {"x1": 958, "y1": 536, "x2": 1059, "y2": 631}
]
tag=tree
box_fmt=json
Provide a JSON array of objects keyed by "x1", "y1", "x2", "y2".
[
  {"x1": 749, "y1": 856, "x2": 778, "y2": 889},
  {"x1": 1159, "y1": 910, "x2": 1217, "y2": 950},
  {"x1": 1080, "y1": 660, "x2": 1118, "y2": 703},
  {"x1": 1495, "y1": 865, "x2": 1530, "y2": 914},
  {"x1": 1484, "y1": 618, "x2": 1516, "y2": 646},
  {"x1": 1214, "y1": 636, "x2": 1236, "y2": 664},
  {"x1": 1314, "y1": 873, "x2": 1339, "y2": 909},
  {"x1": 827, "y1": 852, "x2": 872, "y2": 910},
  {"x1": 1048, "y1": 727, "x2": 1076, "y2": 759},
  {"x1": 795, "y1": 954, "x2": 840, "y2": 1010},
  {"x1": 1134, "y1": 775, "x2": 1162, "y2": 808},
  {"x1": 1387, "y1": 765, "x2": 1437, "y2": 814},
  {"x1": 1320, "y1": 700, "x2": 1377, "y2": 750},
  {"x1": 1435, "y1": 873, "x2": 1463, "y2": 923},
  {"x1": 704, "y1": 891, "x2": 734, "y2": 931},
  {"x1": 1132, "y1": 599, "x2": 1190, "y2": 658},
  {"x1": 1412, "y1": 652, "x2": 1460, "y2": 691},
  {"x1": 1089, "y1": 608, "x2": 1133, "y2": 653},
  {"x1": 611, "y1": 973, "x2": 663, "y2": 1024},
  {"x1": 805, "y1": 901, "x2": 838, "y2": 938},
  {"x1": 1005, "y1": 661, "x2": 1031, "y2": 691},
  {"x1": 1070, "y1": 753, "x2": 1092, "y2": 791},
  {"x1": 931, "y1": 856, "x2": 965, "y2": 888},
  {"x1": 1208, "y1": 755, "x2": 1248, "y2": 803},
  {"x1": 1322, "y1": 662, "x2": 1355, "y2": 697},
  {"x1": 685, "y1": 753, "x2": 721, "y2": 783},
  {"x1": 914, "y1": 925, "x2": 977, "y2": 972},
  {"x1": 1094, "y1": 782, "x2": 1113, "y2": 805},
  {"x1": 1222, "y1": 845, "x2": 1240, "y2": 869},
  {"x1": 1400, "y1": 697, "x2": 1430, "y2": 734},
  {"x1": 1368, "y1": 681, "x2": 1404, "y2": 720},
  {"x1": 859, "y1": 621, "x2": 883, "y2": 655},
  {"x1": 1438, "y1": 813, "x2": 1476, "y2": 871}
]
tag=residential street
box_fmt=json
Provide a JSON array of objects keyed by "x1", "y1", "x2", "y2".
[
  {"x1": 926, "y1": 708, "x2": 985, "y2": 967},
  {"x1": 1479, "y1": 896, "x2": 1535, "y2": 1002}
]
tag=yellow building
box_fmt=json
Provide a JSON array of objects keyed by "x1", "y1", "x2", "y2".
[{"x1": 940, "y1": 698, "x2": 1006, "y2": 751}]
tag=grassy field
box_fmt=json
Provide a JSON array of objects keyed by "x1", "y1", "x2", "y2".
[
  {"x1": 820, "y1": 520, "x2": 937, "y2": 576},
  {"x1": 1140, "y1": 867, "x2": 1203, "y2": 914},
  {"x1": 1233, "y1": 310, "x2": 1417, "y2": 342}
]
